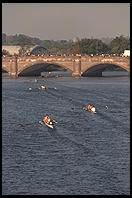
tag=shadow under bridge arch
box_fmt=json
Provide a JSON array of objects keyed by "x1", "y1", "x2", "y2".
[
  {"x1": 18, "y1": 62, "x2": 72, "y2": 77},
  {"x1": 2, "y1": 68, "x2": 9, "y2": 73},
  {"x1": 82, "y1": 63, "x2": 128, "y2": 77}
]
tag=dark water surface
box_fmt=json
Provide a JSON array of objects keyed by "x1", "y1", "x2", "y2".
[{"x1": 2, "y1": 75, "x2": 130, "y2": 195}]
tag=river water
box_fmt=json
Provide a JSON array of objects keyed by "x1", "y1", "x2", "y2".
[{"x1": 2, "y1": 73, "x2": 130, "y2": 195}]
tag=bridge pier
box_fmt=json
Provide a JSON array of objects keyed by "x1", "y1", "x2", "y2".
[
  {"x1": 72, "y1": 58, "x2": 81, "y2": 77},
  {"x1": 9, "y1": 56, "x2": 18, "y2": 77}
]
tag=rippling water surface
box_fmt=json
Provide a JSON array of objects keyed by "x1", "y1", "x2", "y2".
[{"x1": 2, "y1": 74, "x2": 130, "y2": 195}]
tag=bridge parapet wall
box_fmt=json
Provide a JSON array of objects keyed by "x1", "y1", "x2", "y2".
[{"x1": 81, "y1": 56, "x2": 129, "y2": 62}]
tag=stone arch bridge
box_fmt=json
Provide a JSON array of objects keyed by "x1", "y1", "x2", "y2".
[{"x1": 2, "y1": 55, "x2": 130, "y2": 77}]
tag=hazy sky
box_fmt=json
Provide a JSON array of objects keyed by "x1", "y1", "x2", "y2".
[{"x1": 2, "y1": 3, "x2": 130, "y2": 40}]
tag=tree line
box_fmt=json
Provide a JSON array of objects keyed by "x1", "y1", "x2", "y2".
[{"x1": 2, "y1": 33, "x2": 130, "y2": 55}]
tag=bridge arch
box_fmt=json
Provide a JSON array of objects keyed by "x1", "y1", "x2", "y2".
[
  {"x1": 18, "y1": 62, "x2": 72, "y2": 76},
  {"x1": 82, "y1": 62, "x2": 128, "y2": 76}
]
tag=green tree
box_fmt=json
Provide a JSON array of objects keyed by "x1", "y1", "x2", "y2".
[
  {"x1": 108, "y1": 35, "x2": 130, "y2": 54},
  {"x1": 17, "y1": 34, "x2": 34, "y2": 46},
  {"x1": 17, "y1": 34, "x2": 35, "y2": 55},
  {"x1": 79, "y1": 38, "x2": 109, "y2": 55},
  {"x1": 70, "y1": 42, "x2": 81, "y2": 55},
  {"x1": 2, "y1": 33, "x2": 7, "y2": 44}
]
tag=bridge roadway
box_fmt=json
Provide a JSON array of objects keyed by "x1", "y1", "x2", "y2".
[{"x1": 2, "y1": 55, "x2": 130, "y2": 77}]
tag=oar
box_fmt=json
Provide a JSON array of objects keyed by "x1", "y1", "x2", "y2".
[
  {"x1": 83, "y1": 107, "x2": 88, "y2": 110},
  {"x1": 71, "y1": 107, "x2": 85, "y2": 110},
  {"x1": 39, "y1": 120, "x2": 58, "y2": 124},
  {"x1": 76, "y1": 106, "x2": 108, "y2": 111},
  {"x1": 18, "y1": 121, "x2": 40, "y2": 128},
  {"x1": 18, "y1": 118, "x2": 58, "y2": 128},
  {"x1": 52, "y1": 119, "x2": 58, "y2": 123},
  {"x1": 71, "y1": 106, "x2": 93, "y2": 112},
  {"x1": 48, "y1": 87, "x2": 58, "y2": 90},
  {"x1": 82, "y1": 106, "x2": 98, "y2": 113}
]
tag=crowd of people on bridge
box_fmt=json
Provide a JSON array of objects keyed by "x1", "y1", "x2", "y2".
[{"x1": 2, "y1": 51, "x2": 128, "y2": 58}]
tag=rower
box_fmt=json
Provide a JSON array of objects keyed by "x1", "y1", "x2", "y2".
[
  {"x1": 91, "y1": 106, "x2": 96, "y2": 113},
  {"x1": 105, "y1": 105, "x2": 108, "y2": 109},
  {"x1": 87, "y1": 104, "x2": 96, "y2": 113},
  {"x1": 43, "y1": 115, "x2": 51, "y2": 124},
  {"x1": 87, "y1": 104, "x2": 93, "y2": 110},
  {"x1": 40, "y1": 85, "x2": 46, "y2": 90}
]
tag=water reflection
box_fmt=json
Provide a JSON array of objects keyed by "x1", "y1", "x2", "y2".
[
  {"x1": 102, "y1": 71, "x2": 128, "y2": 76},
  {"x1": 41, "y1": 71, "x2": 72, "y2": 77},
  {"x1": 2, "y1": 71, "x2": 128, "y2": 78}
]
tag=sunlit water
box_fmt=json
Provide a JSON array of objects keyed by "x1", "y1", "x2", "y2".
[{"x1": 2, "y1": 73, "x2": 130, "y2": 195}]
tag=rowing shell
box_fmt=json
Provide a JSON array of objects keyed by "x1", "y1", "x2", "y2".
[
  {"x1": 83, "y1": 107, "x2": 96, "y2": 113},
  {"x1": 90, "y1": 110, "x2": 96, "y2": 114},
  {"x1": 88, "y1": 108, "x2": 96, "y2": 113},
  {"x1": 39, "y1": 121, "x2": 54, "y2": 129}
]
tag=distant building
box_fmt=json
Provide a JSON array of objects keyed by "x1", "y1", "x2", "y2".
[
  {"x1": 2, "y1": 45, "x2": 21, "y2": 55},
  {"x1": 30, "y1": 45, "x2": 50, "y2": 55},
  {"x1": 123, "y1": 50, "x2": 130, "y2": 57},
  {"x1": 2, "y1": 45, "x2": 40, "y2": 55},
  {"x1": 72, "y1": 37, "x2": 79, "y2": 43}
]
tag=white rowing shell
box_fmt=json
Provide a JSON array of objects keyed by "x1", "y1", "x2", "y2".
[{"x1": 39, "y1": 121, "x2": 54, "y2": 129}]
